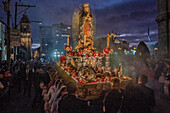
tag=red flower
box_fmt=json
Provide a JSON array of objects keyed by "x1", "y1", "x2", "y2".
[
  {"x1": 64, "y1": 46, "x2": 72, "y2": 51},
  {"x1": 86, "y1": 54, "x2": 90, "y2": 57},
  {"x1": 60, "y1": 55, "x2": 66, "y2": 63},
  {"x1": 98, "y1": 52, "x2": 104, "y2": 57},
  {"x1": 78, "y1": 52, "x2": 82, "y2": 56},
  {"x1": 103, "y1": 48, "x2": 113, "y2": 55}
]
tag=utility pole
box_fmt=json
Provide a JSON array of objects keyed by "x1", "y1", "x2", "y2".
[
  {"x1": 15, "y1": 2, "x2": 17, "y2": 29},
  {"x1": 14, "y1": 2, "x2": 35, "y2": 29},
  {"x1": 3, "y1": 0, "x2": 11, "y2": 62}
]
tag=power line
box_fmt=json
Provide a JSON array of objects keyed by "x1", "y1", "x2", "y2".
[{"x1": 14, "y1": 2, "x2": 35, "y2": 29}]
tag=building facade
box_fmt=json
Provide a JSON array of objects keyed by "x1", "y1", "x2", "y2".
[
  {"x1": 156, "y1": 0, "x2": 170, "y2": 58},
  {"x1": 40, "y1": 23, "x2": 72, "y2": 60},
  {"x1": 20, "y1": 12, "x2": 32, "y2": 59},
  {"x1": 0, "y1": 22, "x2": 7, "y2": 61},
  {"x1": 39, "y1": 26, "x2": 52, "y2": 58}
]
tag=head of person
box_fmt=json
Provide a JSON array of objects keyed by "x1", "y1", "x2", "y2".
[
  {"x1": 47, "y1": 67, "x2": 52, "y2": 73},
  {"x1": 138, "y1": 74, "x2": 148, "y2": 85},
  {"x1": 26, "y1": 64, "x2": 30, "y2": 70},
  {"x1": 111, "y1": 78, "x2": 120, "y2": 89},
  {"x1": 161, "y1": 72, "x2": 165, "y2": 76},
  {"x1": 67, "y1": 82, "x2": 77, "y2": 95},
  {"x1": 38, "y1": 68, "x2": 44, "y2": 74},
  {"x1": 165, "y1": 76, "x2": 168, "y2": 80},
  {"x1": 50, "y1": 70, "x2": 56, "y2": 79},
  {"x1": 55, "y1": 74, "x2": 59, "y2": 81},
  {"x1": 0, "y1": 74, "x2": 3, "y2": 79},
  {"x1": 149, "y1": 67, "x2": 153, "y2": 70}
]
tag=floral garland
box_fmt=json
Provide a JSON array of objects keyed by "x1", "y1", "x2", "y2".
[
  {"x1": 59, "y1": 63, "x2": 130, "y2": 84},
  {"x1": 66, "y1": 50, "x2": 104, "y2": 58},
  {"x1": 103, "y1": 48, "x2": 113, "y2": 55}
]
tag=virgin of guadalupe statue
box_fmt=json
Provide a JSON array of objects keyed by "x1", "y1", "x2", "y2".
[
  {"x1": 81, "y1": 4, "x2": 92, "y2": 38},
  {"x1": 73, "y1": 3, "x2": 96, "y2": 50},
  {"x1": 80, "y1": 4, "x2": 94, "y2": 49}
]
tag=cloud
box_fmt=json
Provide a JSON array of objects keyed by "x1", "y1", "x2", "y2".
[
  {"x1": 94, "y1": 0, "x2": 158, "y2": 45},
  {"x1": 0, "y1": 0, "x2": 158, "y2": 44}
]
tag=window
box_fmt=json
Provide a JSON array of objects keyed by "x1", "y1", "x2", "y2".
[
  {"x1": 56, "y1": 41, "x2": 58, "y2": 44},
  {"x1": 56, "y1": 34, "x2": 59, "y2": 37}
]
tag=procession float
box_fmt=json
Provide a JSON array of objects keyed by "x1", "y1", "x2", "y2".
[{"x1": 56, "y1": 3, "x2": 131, "y2": 100}]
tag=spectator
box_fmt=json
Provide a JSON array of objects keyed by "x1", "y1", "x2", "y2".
[
  {"x1": 0, "y1": 73, "x2": 7, "y2": 110},
  {"x1": 22, "y1": 64, "x2": 33, "y2": 97},
  {"x1": 32, "y1": 67, "x2": 44, "y2": 108},
  {"x1": 154, "y1": 63, "x2": 161, "y2": 80},
  {"x1": 121, "y1": 81, "x2": 139, "y2": 113},
  {"x1": 47, "y1": 70, "x2": 57, "y2": 90},
  {"x1": 50, "y1": 85, "x2": 67, "y2": 113},
  {"x1": 164, "y1": 77, "x2": 170, "y2": 95},
  {"x1": 147, "y1": 67, "x2": 155, "y2": 89},
  {"x1": 104, "y1": 78, "x2": 123, "y2": 113},
  {"x1": 140, "y1": 63, "x2": 148, "y2": 76},
  {"x1": 137, "y1": 74, "x2": 155, "y2": 113},
  {"x1": 43, "y1": 67, "x2": 52, "y2": 86},
  {"x1": 44, "y1": 79, "x2": 62, "y2": 113},
  {"x1": 58, "y1": 82, "x2": 92, "y2": 113},
  {"x1": 159, "y1": 72, "x2": 165, "y2": 93}
]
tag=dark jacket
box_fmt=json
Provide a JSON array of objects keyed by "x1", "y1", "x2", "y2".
[
  {"x1": 121, "y1": 85, "x2": 145, "y2": 113},
  {"x1": 121, "y1": 84, "x2": 155, "y2": 113},
  {"x1": 104, "y1": 89, "x2": 123, "y2": 113},
  {"x1": 137, "y1": 84, "x2": 155, "y2": 111},
  {"x1": 58, "y1": 94, "x2": 92, "y2": 113},
  {"x1": 22, "y1": 69, "x2": 33, "y2": 81},
  {"x1": 42, "y1": 72, "x2": 51, "y2": 86}
]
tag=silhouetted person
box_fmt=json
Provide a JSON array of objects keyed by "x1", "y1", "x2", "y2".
[
  {"x1": 104, "y1": 78, "x2": 123, "y2": 113},
  {"x1": 121, "y1": 80, "x2": 143, "y2": 113},
  {"x1": 32, "y1": 67, "x2": 44, "y2": 108},
  {"x1": 137, "y1": 74, "x2": 155, "y2": 113},
  {"x1": 23, "y1": 64, "x2": 33, "y2": 97},
  {"x1": 43, "y1": 67, "x2": 52, "y2": 86},
  {"x1": 58, "y1": 82, "x2": 92, "y2": 113}
]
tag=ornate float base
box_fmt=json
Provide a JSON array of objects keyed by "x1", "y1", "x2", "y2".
[{"x1": 56, "y1": 64, "x2": 131, "y2": 100}]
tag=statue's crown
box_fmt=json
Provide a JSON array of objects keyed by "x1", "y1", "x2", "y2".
[{"x1": 83, "y1": 3, "x2": 89, "y2": 7}]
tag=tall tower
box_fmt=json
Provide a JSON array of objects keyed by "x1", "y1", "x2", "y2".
[
  {"x1": 156, "y1": 0, "x2": 170, "y2": 58},
  {"x1": 20, "y1": 12, "x2": 32, "y2": 59}
]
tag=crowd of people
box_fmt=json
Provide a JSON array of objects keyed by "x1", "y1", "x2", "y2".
[
  {"x1": 124, "y1": 59, "x2": 170, "y2": 95},
  {"x1": 0, "y1": 58, "x2": 170, "y2": 113},
  {"x1": 40, "y1": 71, "x2": 156, "y2": 113}
]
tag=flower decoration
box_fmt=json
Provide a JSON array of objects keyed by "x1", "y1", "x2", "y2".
[
  {"x1": 60, "y1": 54, "x2": 66, "y2": 63},
  {"x1": 98, "y1": 52, "x2": 104, "y2": 57},
  {"x1": 86, "y1": 53, "x2": 90, "y2": 57},
  {"x1": 92, "y1": 51, "x2": 96, "y2": 57},
  {"x1": 64, "y1": 45, "x2": 72, "y2": 51},
  {"x1": 78, "y1": 52, "x2": 82, "y2": 56},
  {"x1": 103, "y1": 48, "x2": 113, "y2": 55}
]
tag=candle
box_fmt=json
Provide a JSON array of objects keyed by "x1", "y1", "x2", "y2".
[
  {"x1": 67, "y1": 36, "x2": 69, "y2": 46},
  {"x1": 107, "y1": 36, "x2": 109, "y2": 48}
]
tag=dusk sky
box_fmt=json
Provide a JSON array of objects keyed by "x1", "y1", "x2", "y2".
[{"x1": 0, "y1": 0, "x2": 158, "y2": 46}]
